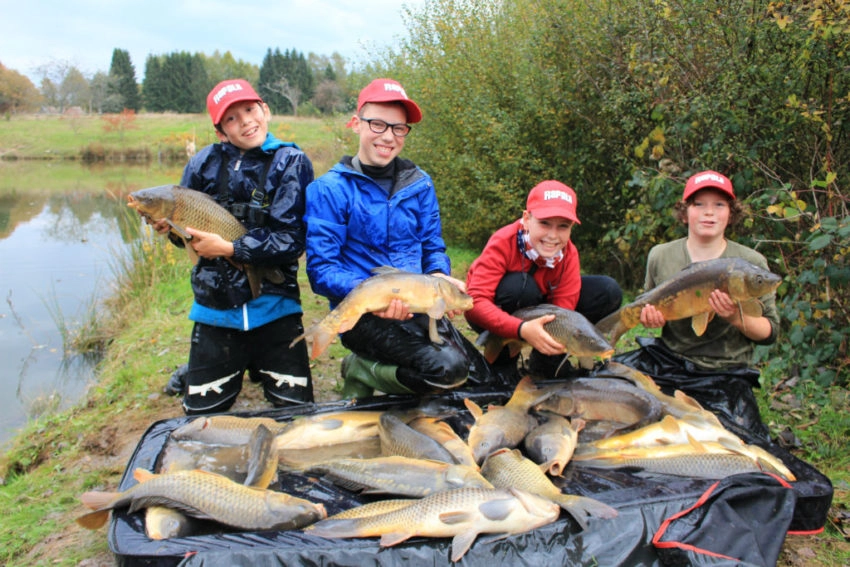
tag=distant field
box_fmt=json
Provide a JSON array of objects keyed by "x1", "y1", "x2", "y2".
[{"x1": 0, "y1": 112, "x2": 350, "y2": 176}]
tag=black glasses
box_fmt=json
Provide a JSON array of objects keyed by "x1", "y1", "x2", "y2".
[{"x1": 360, "y1": 117, "x2": 412, "y2": 137}]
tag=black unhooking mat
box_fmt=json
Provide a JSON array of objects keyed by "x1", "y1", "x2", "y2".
[{"x1": 107, "y1": 381, "x2": 828, "y2": 567}]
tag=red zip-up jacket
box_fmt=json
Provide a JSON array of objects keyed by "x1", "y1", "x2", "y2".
[{"x1": 465, "y1": 220, "x2": 581, "y2": 339}]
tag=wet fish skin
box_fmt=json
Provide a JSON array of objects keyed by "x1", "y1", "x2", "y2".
[
  {"x1": 595, "y1": 258, "x2": 782, "y2": 346},
  {"x1": 127, "y1": 184, "x2": 282, "y2": 298},
  {"x1": 379, "y1": 412, "x2": 458, "y2": 464},
  {"x1": 147, "y1": 424, "x2": 280, "y2": 539},
  {"x1": 480, "y1": 448, "x2": 617, "y2": 531},
  {"x1": 524, "y1": 414, "x2": 584, "y2": 477},
  {"x1": 409, "y1": 416, "x2": 478, "y2": 469},
  {"x1": 465, "y1": 376, "x2": 553, "y2": 464},
  {"x1": 594, "y1": 362, "x2": 723, "y2": 426},
  {"x1": 305, "y1": 487, "x2": 560, "y2": 562},
  {"x1": 170, "y1": 414, "x2": 290, "y2": 446},
  {"x1": 77, "y1": 468, "x2": 326, "y2": 532},
  {"x1": 274, "y1": 410, "x2": 385, "y2": 451},
  {"x1": 479, "y1": 304, "x2": 614, "y2": 366},
  {"x1": 571, "y1": 441, "x2": 769, "y2": 479},
  {"x1": 291, "y1": 267, "x2": 474, "y2": 359},
  {"x1": 309, "y1": 456, "x2": 492, "y2": 497}
]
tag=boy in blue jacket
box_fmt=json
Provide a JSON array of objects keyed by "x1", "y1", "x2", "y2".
[
  {"x1": 304, "y1": 78, "x2": 491, "y2": 398},
  {"x1": 145, "y1": 79, "x2": 314, "y2": 414}
]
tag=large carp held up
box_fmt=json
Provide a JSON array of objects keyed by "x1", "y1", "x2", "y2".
[
  {"x1": 127, "y1": 184, "x2": 284, "y2": 299},
  {"x1": 596, "y1": 257, "x2": 782, "y2": 346}
]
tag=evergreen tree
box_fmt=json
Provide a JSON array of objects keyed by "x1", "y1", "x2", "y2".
[{"x1": 107, "y1": 48, "x2": 140, "y2": 111}]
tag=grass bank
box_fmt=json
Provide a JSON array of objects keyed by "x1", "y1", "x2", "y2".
[{"x1": 0, "y1": 114, "x2": 846, "y2": 566}]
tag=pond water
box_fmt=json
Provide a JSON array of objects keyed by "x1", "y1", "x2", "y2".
[{"x1": 0, "y1": 160, "x2": 182, "y2": 447}]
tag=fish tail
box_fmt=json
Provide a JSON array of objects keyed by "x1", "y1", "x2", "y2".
[
  {"x1": 76, "y1": 509, "x2": 111, "y2": 530},
  {"x1": 559, "y1": 494, "x2": 619, "y2": 529},
  {"x1": 307, "y1": 327, "x2": 336, "y2": 359},
  {"x1": 79, "y1": 490, "x2": 120, "y2": 511}
]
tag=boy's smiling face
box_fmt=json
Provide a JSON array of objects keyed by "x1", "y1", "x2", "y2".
[
  {"x1": 216, "y1": 100, "x2": 271, "y2": 150},
  {"x1": 522, "y1": 211, "x2": 574, "y2": 259},
  {"x1": 352, "y1": 102, "x2": 408, "y2": 167}
]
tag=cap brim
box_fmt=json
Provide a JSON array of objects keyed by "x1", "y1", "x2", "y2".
[{"x1": 529, "y1": 207, "x2": 580, "y2": 224}]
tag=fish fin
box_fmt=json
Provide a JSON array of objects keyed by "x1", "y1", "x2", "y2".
[
  {"x1": 686, "y1": 433, "x2": 709, "y2": 453},
  {"x1": 76, "y1": 510, "x2": 111, "y2": 530},
  {"x1": 133, "y1": 468, "x2": 156, "y2": 483},
  {"x1": 463, "y1": 398, "x2": 484, "y2": 419},
  {"x1": 182, "y1": 238, "x2": 200, "y2": 265},
  {"x1": 426, "y1": 297, "x2": 448, "y2": 319},
  {"x1": 691, "y1": 312, "x2": 711, "y2": 336},
  {"x1": 559, "y1": 495, "x2": 619, "y2": 529},
  {"x1": 576, "y1": 356, "x2": 597, "y2": 370},
  {"x1": 659, "y1": 415, "x2": 681, "y2": 434},
  {"x1": 79, "y1": 490, "x2": 119, "y2": 511},
  {"x1": 307, "y1": 327, "x2": 337, "y2": 359},
  {"x1": 450, "y1": 530, "x2": 479, "y2": 562},
  {"x1": 380, "y1": 531, "x2": 414, "y2": 548},
  {"x1": 427, "y1": 316, "x2": 444, "y2": 344},
  {"x1": 477, "y1": 496, "x2": 514, "y2": 521},
  {"x1": 243, "y1": 424, "x2": 274, "y2": 488},
  {"x1": 740, "y1": 299, "x2": 763, "y2": 317},
  {"x1": 246, "y1": 266, "x2": 262, "y2": 299}
]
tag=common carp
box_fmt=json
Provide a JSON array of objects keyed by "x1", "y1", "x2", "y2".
[
  {"x1": 595, "y1": 258, "x2": 782, "y2": 346},
  {"x1": 291, "y1": 267, "x2": 474, "y2": 359},
  {"x1": 523, "y1": 414, "x2": 584, "y2": 476},
  {"x1": 77, "y1": 468, "x2": 326, "y2": 532},
  {"x1": 170, "y1": 414, "x2": 290, "y2": 446},
  {"x1": 127, "y1": 184, "x2": 283, "y2": 299},
  {"x1": 571, "y1": 437, "x2": 782, "y2": 480},
  {"x1": 148, "y1": 423, "x2": 280, "y2": 539},
  {"x1": 464, "y1": 376, "x2": 554, "y2": 464},
  {"x1": 307, "y1": 456, "x2": 492, "y2": 497},
  {"x1": 478, "y1": 304, "x2": 614, "y2": 368},
  {"x1": 480, "y1": 448, "x2": 618, "y2": 530},
  {"x1": 305, "y1": 487, "x2": 560, "y2": 562},
  {"x1": 574, "y1": 414, "x2": 795, "y2": 481},
  {"x1": 534, "y1": 377, "x2": 665, "y2": 438},
  {"x1": 594, "y1": 362, "x2": 724, "y2": 426}
]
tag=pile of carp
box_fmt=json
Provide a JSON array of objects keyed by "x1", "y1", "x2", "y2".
[{"x1": 76, "y1": 362, "x2": 795, "y2": 562}]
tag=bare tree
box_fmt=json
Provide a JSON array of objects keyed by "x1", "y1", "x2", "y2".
[{"x1": 265, "y1": 77, "x2": 302, "y2": 116}]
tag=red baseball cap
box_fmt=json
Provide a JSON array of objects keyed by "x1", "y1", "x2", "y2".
[
  {"x1": 206, "y1": 79, "x2": 263, "y2": 125},
  {"x1": 355, "y1": 78, "x2": 422, "y2": 123},
  {"x1": 526, "y1": 180, "x2": 581, "y2": 224},
  {"x1": 683, "y1": 170, "x2": 736, "y2": 201}
]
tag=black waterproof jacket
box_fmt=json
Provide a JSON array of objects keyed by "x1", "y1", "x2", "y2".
[{"x1": 179, "y1": 135, "x2": 314, "y2": 310}]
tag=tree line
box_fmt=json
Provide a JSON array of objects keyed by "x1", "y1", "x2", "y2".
[{"x1": 0, "y1": 46, "x2": 354, "y2": 117}]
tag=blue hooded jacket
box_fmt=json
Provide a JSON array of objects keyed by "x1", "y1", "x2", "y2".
[{"x1": 305, "y1": 156, "x2": 451, "y2": 308}]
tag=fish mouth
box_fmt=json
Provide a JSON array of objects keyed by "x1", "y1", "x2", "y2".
[{"x1": 127, "y1": 195, "x2": 139, "y2": 208}]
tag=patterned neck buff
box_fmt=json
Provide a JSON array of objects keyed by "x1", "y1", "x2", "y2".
[{"x1": 517, "y1": 226, "x2": 563, "y2": 269}]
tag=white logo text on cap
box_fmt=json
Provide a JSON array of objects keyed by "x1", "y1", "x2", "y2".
[
  {"x1": 383, "y1": 82, "x2": 408, "y2": 99},
  {"x1": 544, "y1": 190, "x2": 574, "y2": 203},
  {"x1": 694, "y1": 173, "x2": 726, "y2": 186},
  {"x1": 213, "y1": 83, "x2": 243, "y2": 105}
]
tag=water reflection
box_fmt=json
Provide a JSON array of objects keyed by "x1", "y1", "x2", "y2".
[{"x1": 0, "y1": 160, "x2": 182, "y2": 446}]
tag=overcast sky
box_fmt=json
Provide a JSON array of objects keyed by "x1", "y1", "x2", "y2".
[{"x1": 1, "y1": 0, "x2": 427, "y2": 83}]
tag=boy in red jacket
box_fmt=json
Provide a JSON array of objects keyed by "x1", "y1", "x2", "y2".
[{"x1": 465, "y1": 180, "x2": 622, "y2": 382}]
